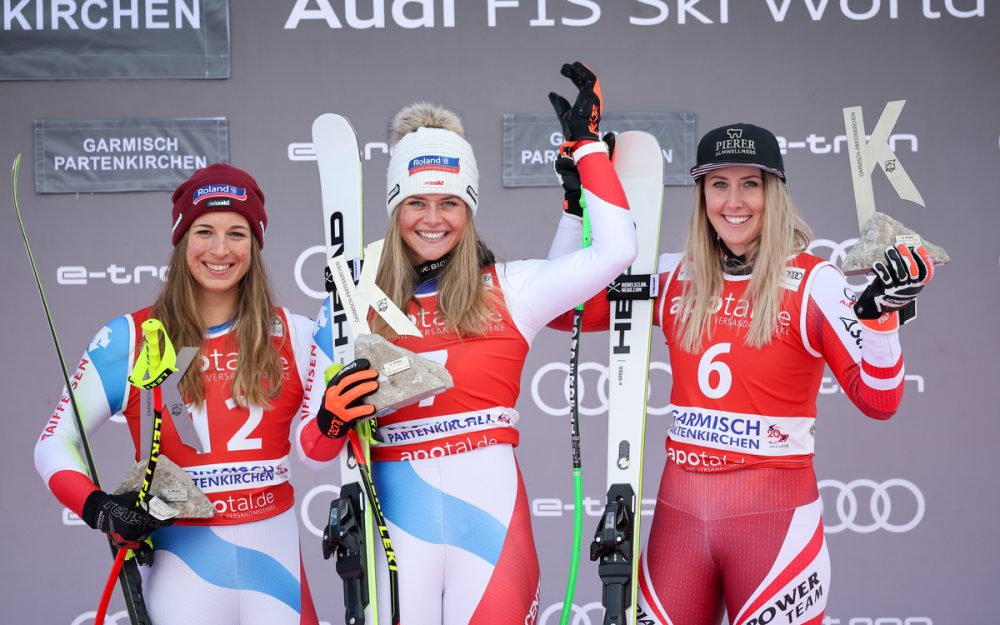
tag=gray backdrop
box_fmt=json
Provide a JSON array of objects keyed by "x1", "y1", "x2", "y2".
[{"x1": 1, "y1": 3, "x2": 996, "y2": 625}]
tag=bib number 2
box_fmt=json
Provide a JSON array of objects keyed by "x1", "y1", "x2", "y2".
[{"x1": 189, "y1": 398, "x2": 264, "y2": 453}]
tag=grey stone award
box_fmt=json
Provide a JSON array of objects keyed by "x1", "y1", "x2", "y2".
[
  {"x1": 115, "y1": 455, "x2": 215, "y2": 519},
  {"x1": 116, "y1": 345, "x2": 214, "y2": 520},
  {"x1": 841, "y1": 100, "x2": 949, "y2": 275},
  {"x1": 327, "y1": 238, "x2": 453, "y2": 415}
]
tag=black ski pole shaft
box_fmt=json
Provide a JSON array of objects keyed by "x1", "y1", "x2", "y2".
[{"x1": 347, "y1": 429, "x2": 401, "y2": 625}]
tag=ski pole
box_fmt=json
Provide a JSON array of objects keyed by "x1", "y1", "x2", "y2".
[
  {"x1": 346, "y1": 427, "x2": 401, "y2": 625},
  {"x1": 11, "y1": 154, "x2": 153, "y2": 625},
  {"x1": 128, "y1": 318, "x2": 179, "y2": 508},
  {"x1": 561, "y1": 162, "x2": 592, "y2": 625},
  {"x1": 96, "y1": 319, "x2": 179, "y2": 625},
  {"x1": 324, "y1": 363, "x2": 401, "y2": 625}
]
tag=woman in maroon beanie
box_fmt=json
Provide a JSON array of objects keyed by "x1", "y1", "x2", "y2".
[{"x1": 34, "y1": 163, "x2": 319, "y2": 625}]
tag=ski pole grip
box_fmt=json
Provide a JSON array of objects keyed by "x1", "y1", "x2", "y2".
[
  {"x1": 141, "y1": 319, "x2": 162, "y2": 371},
  {"x1": 324, "y1": 363, "x2": 345, "y2": 386}
]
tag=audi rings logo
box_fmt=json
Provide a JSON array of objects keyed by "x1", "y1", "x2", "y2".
[
  {"x1": 299, "y1": 483, "x2": 343, "y2": 537},
  {"x1": 73, "y1": 611, "x2": 129, "y2": 625},
  {"x1": 538, "y1": 601, "x2": 604, "y2": 625},
  {"x1": 530, "y1": 361, "x2": 672, "y2": 417},
  {"x1": 295, "y1": 245, "x2": 328, "y2": 300},
  {"x1": 819, "y1": 478, "x2": 925, "y2": 534},
  {"x1": 807, "y1": 238, "x2": 869, "y2": 290}
]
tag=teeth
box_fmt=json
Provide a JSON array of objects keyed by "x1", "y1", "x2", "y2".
[
  {"x1": 724, "y1": 216, "x2": 750, "y2": 225},
  {"x1": 418, "y1": 231, "x2": 446, "y2": 240},
  {"x1": 206, "y1": 263, "x2": 231, "y2": 271}
]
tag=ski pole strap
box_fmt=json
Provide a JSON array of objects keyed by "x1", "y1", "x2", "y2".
[
  {"x1": 607, "y1": 273, "x2": 658, "y2": 301},
  {"x1": 591, "y1": 483, "x2": 636, "y2": 625},
  {"x1": 323, "y1": 482, "x2": 370, "y2": 625},
  {"x1": 129, "y1": 318, "x2": 179, "y2": 390}
]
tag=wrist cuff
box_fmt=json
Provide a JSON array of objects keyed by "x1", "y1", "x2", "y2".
[
  {"x1": 81, "y1": 489, "x2": 106, "y2": 529},
  {"x1": 859, "y1": 311, "x2": 900, "y2": 333},
  {"x1": 572, "y1": 140, "x2": 609, "y2": 164}
]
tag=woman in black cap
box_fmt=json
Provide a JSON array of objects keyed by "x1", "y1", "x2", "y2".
[
  {"x1": 34, "y1": 164, "x2": 319, "y2": 625},
  {"x1": 551, "y1": 123, "x2": 934, "y2": 624}
]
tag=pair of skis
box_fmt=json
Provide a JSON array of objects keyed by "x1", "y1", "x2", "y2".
[
  {"x1": 311, "y1": 114, "x2": 400, "y2": 625},
  {"x1": 561, "y1": 132, "x2": 664, "y2": 625}
]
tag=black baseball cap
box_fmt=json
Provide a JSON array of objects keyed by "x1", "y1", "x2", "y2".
[{"x1": 690, "y1": 123, "x2": 786, "y2": 181}]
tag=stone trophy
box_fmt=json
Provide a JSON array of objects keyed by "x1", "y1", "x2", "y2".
[
  {"x1": 326, "y1": 237, "x2": 453, "y2": 416},
  {"x1": 114, "y1": 345, "x2": 215, "y2": 520},
  {"x1": 841, "y1": 100, "x2": 949, "y2": 276}
]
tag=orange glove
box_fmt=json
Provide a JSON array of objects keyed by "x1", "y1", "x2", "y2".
[{"x1": 316, "y1": 359, "x2": 379, "y2": 439}]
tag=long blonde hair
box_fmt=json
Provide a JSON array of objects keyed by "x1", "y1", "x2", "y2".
[
  {"x1": 675, "y1": 172, "x2": 811, "y2": 352},
  {"x1": 373, "y1": 206, "x2": 499, "y2": 339},
  {"x1": 152, "y1": 235, "x2": 284, "y2": 408}
]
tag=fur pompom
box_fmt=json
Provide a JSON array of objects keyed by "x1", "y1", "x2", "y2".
[{"x1": 391, "y1": 103, "x2": 465, "y2": 143}]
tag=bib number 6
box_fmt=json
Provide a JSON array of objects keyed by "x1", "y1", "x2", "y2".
[{"x1": 698, "y1": 343, "x2": 732, "y2": 399}]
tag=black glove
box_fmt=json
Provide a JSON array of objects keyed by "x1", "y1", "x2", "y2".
[
  {"x1": 316, "y1": 359, "x2": 379, "y2": 439},
  {"x1": 548, "y1": 61, "x2": 603, "y2": 144},
  {"x1": 854, "y1": 243, "x2": 934, "y2": 320},
  {"x1": 554, "y1": 133, "x2": 616, "y2": 219},
  {"x1": 81, "y1": 490, "x2": 172, "y2": 543}
]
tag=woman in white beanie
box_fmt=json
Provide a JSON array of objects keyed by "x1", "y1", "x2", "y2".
[{"x1": 299, "y1": 62, "x2": 637, "y2": 623}]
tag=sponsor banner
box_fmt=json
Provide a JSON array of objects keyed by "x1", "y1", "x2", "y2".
[
  {"x1": 185, "y1": 457, "x2": 290, "y2": 494},
  {"x1": 0, "y1": 0, "x2": 230, "y2": 80},
  {"x1": 501, "y1": 111, "x2": 696, "y2": 187},
  {"x1": 669, "y1": 404, "x2": 815, "y2": 456},
  {"x1": 33, "y1": 117, "x2": 228, "y2": 193},
  {"x1": 378, "y1": 407, "x2": 518, "y2": 446}
]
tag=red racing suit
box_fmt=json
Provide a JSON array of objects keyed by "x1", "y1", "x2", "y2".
[
  {"x1": 298, "y1": 149, "x2": 637, "y2": 625},
  {"x1": 34, "y1": 306, "x2": 319, "y2": 625},
  {"x1": 550, "y1": 249, "x2": 906, "y2": 625}
]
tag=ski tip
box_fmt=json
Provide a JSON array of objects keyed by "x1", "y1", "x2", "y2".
[
  {"x1": 613, "y1": 131, "x2": 664, "y2": 180},
  {"x1": 312, "y1": 113, "x2": 356, "y2": 135},
  {"x1": 11, "y1": 153, "x2": 22, "y2": 203},
  {"x1": 614, "y1": 131, "x2": 660, "y2": 154}
]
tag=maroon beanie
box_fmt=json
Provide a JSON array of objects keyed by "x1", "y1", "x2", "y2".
[{"x1": 171, "y1": 163, "x2": 267, "y2": 248}]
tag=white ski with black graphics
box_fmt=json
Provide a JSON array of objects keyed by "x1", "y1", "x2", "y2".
[
  {"x1": 591, "y1": 131, "x2": 664, "y2": 625},
  {"x1": 311, "y1": 113, "x2": 380, "y2": 625}
]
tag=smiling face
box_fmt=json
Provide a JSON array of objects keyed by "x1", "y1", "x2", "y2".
[
  {"x1": 184, "y1": 211, "x2": 253, "y2": 297},
  {"x1": 397, "y1": 194, "x2": 469, "y2": 264},
  {"x1": 703, "y1": 166, "x2": 766, "y2": 256}
]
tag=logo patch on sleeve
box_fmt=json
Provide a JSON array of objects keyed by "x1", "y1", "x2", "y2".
[
  {"x1": 193, "y1": 184, "x2": 248, "y2": 204},
  {"x1": 408, "y1": 155, "x2": 460, "y2": 176}
]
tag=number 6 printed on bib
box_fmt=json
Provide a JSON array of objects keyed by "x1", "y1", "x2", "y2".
[{"x1": 698, "y1": 343, "x2": 733, "y2": 400}]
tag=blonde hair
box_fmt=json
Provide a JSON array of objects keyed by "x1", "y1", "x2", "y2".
[
  {"x1": 152, "y1": 235, "x2": 284, "y2": 408},
  {"x1": 675, "y1": 172, "x2": 811, "y2": 352},
  {"x1": 373, "y1": 205, "x2": 499, "y2": 339}
]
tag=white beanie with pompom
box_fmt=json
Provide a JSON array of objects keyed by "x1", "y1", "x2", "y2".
[{"x1": 385, "y1": 103, "x2": 479, "y2": 217}]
